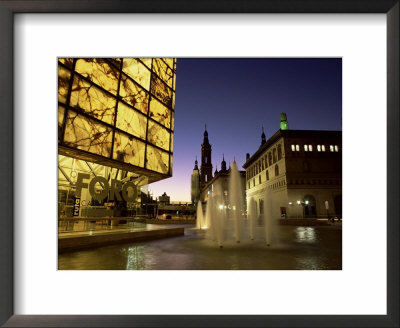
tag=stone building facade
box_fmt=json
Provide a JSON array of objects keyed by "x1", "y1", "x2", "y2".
[{"x1": 243, "y1": 118, "x2": 342, "y2": 220}]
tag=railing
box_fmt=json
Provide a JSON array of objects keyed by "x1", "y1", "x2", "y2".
[{"x1": 58, "y1": 216, "x2": 147, "y2": 233}]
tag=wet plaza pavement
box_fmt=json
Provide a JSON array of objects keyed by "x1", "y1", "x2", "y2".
[{"x1": 58, "y1": 225, "x2": 342, "y2": 270}]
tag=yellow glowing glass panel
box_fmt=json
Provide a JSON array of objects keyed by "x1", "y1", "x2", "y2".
[
  {"x1": 170, "y1": 133, "x2": 174, "y2": 152},
  {"x1": 169, "y1": 155, "x2": 173, "y2": 175},
  {"x1": 58, "y1": 58, "x2": 74, "y2": 68},
  {"x1": 64, "y1": 111, "x2": 113, "y2": 157},
  {"x1": 152, "y1": 58, "x2": 173, "y2": 88},
  {"x1": 113, "y1": 132, "x2": 145, "y2": 167},
  {"x1": 170, "y1": 114, "x2": 174, "y2": 130},
  {"x1": 146, "y1": 145, "x2": 169, "y2": 174},
  {"x1": 139, "y1": 58, "x2": 152, "y2": 69},
  {"x1": 58, "y1": 65, "x2": 71, "y2": 104},
  {"x1": 116, "y1": 102, "x2": 147, "y2": 140},
  {"x1": 150, "y1": 74, "x2": 172, "y2": 108},
  {"x1": 163, "y1": 58, "x2": 174, "y2": 69},
  {"x1": 70, "y1": 76, "x2": 116, "y2": 125},
  {"x1": 58, "y1": 105, "x2": 65, "y2": 140},
  {"x1": 119, "y1": 75, "x2": 149, "y2": 115},
  {"x1": 122, "y1": 58, "x2": 151, "y2": 91},
  {"x1": 75, "y1": 59, "x2": 120, "y2": 95},
  {"x1": 147, "y1": 121, "x2": 170, "y2": 151},
  {"x1": 149, "y1": 97, "x2": 171, "y2": 129}
]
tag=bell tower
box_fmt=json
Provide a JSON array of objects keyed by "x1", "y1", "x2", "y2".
[
  {"x1": 191, "y1": 158, "x2": 200, "y2": 205},
  {"x1": 200, "y1": 125, "x2": 213, "y2": 188}
]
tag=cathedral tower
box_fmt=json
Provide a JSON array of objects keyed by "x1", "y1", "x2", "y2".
[
  {"x1": 191, "y1": 158, "x2": 200, "y2": 204},
  {"x1": 200, "y1": 126, "x2": 213, "y2": 188}
]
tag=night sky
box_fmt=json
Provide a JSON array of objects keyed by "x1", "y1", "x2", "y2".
[{"x1": 150, "y1": 58, "x2": 342, "y2": 202}]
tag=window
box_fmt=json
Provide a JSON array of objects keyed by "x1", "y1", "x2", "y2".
[
  {"x1": 253, "y1": 178, "x2": 255, "y2": 187},
  {"x1": 322, "y1": 145, "x2": 326, "y2": 152},
  {"x1": 296, "y1": 144, "x2": 300, "y2": 151},
  {"x1": 304, "y1": 144, "x2": 308, "y2": 151},
  {"x1": 248, "y1": 182, "x2": 250, "y2": 189},
  {"x1": 273, "y1": 149, "x2": 277, "y2": 163},
  {"x1": 266, "y1": 170, "x2": 269, "y2": 180},
  {"x1": 275, "y1": 164, "x2": 279, "y2": 176},
  {"x1": 268, "y1": 152, "x2": 272, "y2": 165},
  {"x1": 330, "y1": 145, "x2": 334, "y2": 152},
  {"x1": 259, "y1": 175, "x2": 261, "y2": 184},
  {"x1": 309, "y1": 145, "x2": 313, "y2": 151},
  {"x1": 262, "y1": 158, "x2": 265, "y2": 170},
  {"x1": 335, "y1": 145, "x2": 339, "y2": 152},
  {"x1": 291, "y1": 144, "x2": 295, "y2": 151},
  {"x1": 277, "y1": 145, "x2": 282, "y2": 160}
]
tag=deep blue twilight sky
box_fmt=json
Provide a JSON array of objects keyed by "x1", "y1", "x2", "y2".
[{"x1": 150, "y1": 58, "x2": 342, "y2": 202}]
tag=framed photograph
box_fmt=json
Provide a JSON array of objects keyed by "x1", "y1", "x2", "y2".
[{"x1": 0, "y1": 1, "x2": 398, "y2": 327}]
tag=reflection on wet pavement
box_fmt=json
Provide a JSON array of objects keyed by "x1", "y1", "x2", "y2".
[{"x1": 58, "y1": 225, "x2": 342, "y2": 270}]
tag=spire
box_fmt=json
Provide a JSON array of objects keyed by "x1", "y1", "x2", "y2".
[
  {"x1": 194, "y1": 157, "x2": 199, "y2": 170},
  {"x1": 261, "y1": 126, "x2": 266, "y2": 145},
  {"x1": 221, "y1": 154, "x2": 227, "y2": 171},
  {"x1": 214, "y1": 165, "x2": 218, "y2": 175},
  {"x1": 202, "y1": 124, "x2": 209, "y2": 145}
]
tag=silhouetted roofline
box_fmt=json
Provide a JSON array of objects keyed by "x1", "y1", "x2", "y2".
[{"x1": 242, "y1": 129, "x2": 342, "y2": 169}]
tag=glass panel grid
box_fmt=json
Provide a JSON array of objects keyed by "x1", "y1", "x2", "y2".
[{"x1": 58, "y1": 58, "x2": 176, "y2": 175}]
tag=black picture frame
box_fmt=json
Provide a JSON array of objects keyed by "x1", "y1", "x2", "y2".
[{"x1": 0, "y1": 1, "x2": 398, "y2": 327}]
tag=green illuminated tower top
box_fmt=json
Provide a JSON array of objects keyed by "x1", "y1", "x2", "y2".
[{"x1": 280, "y1": 113, "x2": 289, "y2": 130}]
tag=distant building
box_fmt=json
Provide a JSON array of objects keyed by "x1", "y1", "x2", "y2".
[
  {"x1": 191, "y1": 159, "x2": 200, "y2": 205},
  {"x1": 243, "y1": 113, "x2": 342, "y2": 219},
  {"x1": 158, "y1": 192, "x2": 170, "y2": 205},
  {"x1": 200, "y1": 156, "x2": 246, "y2": 212},
  {"x1": 200, "y1": 126, "x2": 213, "y2": 189},
  {"x1": 196, "y1": 128, "x2": 246, "y2": 209}
]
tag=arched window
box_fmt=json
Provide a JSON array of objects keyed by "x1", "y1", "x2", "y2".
[
  {"x1": 268, "y1": 152, "x2": 272, "y2": 166},
  {"x1": 266, "y1": 170, "x2": 269, "y2": 180},
  {"x1": 273, "y1": 149, "x2": 277, "y2": 163},
  {"x1": 277, "y1": 145, "x2": 282, "y2": 160},
  {"x1": 275, "y1": 164, "x2": 279, "y2": 177}
]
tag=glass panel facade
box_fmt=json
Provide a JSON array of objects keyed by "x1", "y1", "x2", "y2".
[
  {"x1": 58, "y1": 58, "x2": 176, "y2": 178},
  {"x1": 58, "y1": 58, "x2": 176, "y2": 224}
]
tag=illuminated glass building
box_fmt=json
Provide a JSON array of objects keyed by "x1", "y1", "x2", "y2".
[{"x1": 58, "y1": 58, "x2": 176, "y2": 219}]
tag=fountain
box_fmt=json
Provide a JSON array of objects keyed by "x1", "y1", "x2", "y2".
[
  {"x1": 199, "y1": 159, "x2": 278, "y2": 248},
  {"x1": 196, "y1": 201, "x2": 203, "y2": 230},
  {"x1": 248, "y1": 197, "x2": 257, "y2": 240}
]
